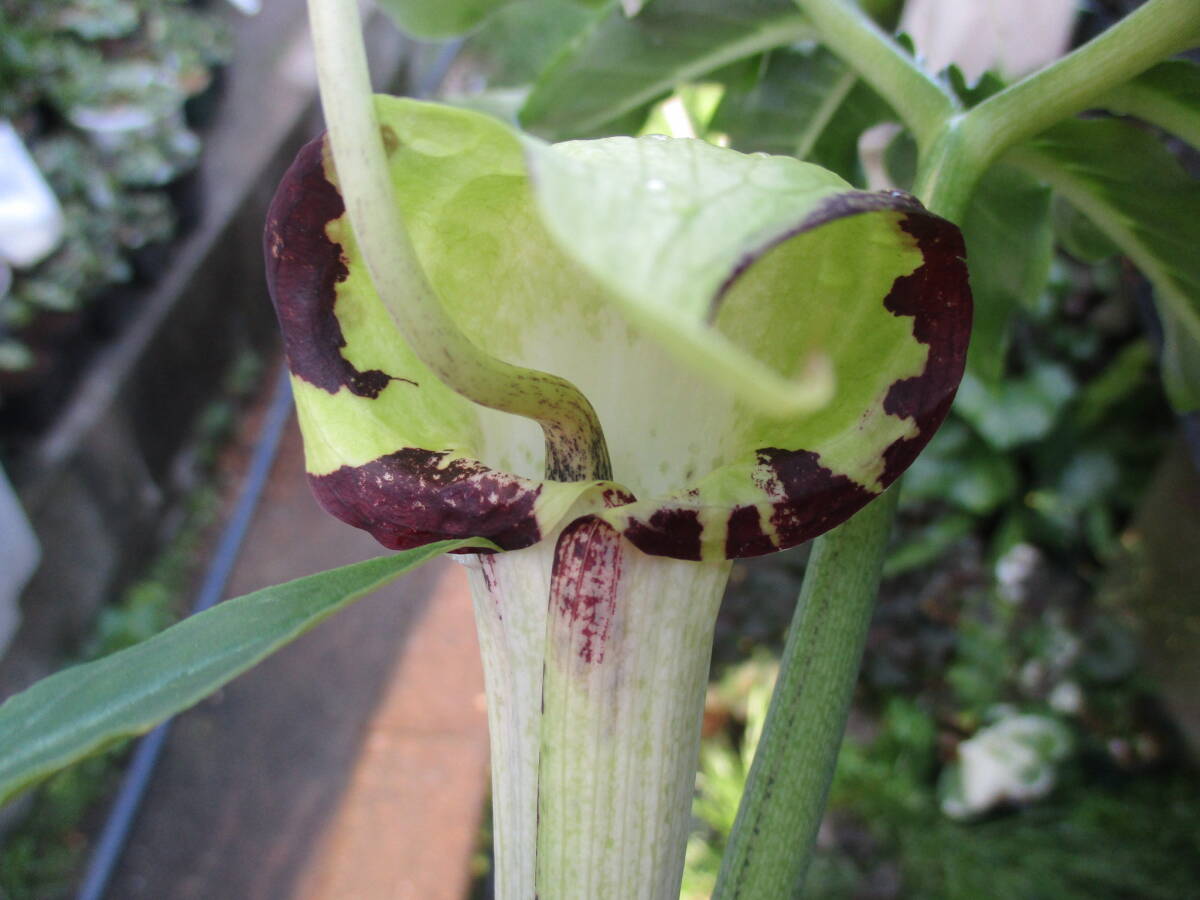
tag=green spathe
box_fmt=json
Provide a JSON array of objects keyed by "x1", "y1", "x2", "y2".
[
  {"x1": 266, "y1": 94, "x2": 970, "y2": 900},
  {"x1": 283, "y1": 97, "x2": 968, "y2": 562}
]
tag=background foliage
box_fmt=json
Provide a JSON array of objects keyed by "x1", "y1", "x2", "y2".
[{"x1": 0, "y1": 0, "x2": 231, "y2": 404}]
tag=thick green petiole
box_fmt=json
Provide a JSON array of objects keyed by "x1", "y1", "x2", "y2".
[
  {"x1": 712, "y1": 489, "x2": 897, "y2": 899},
  {"x1": 790, "y1": 0, "x2": 958, "y2": 151},
  {"x1": 305, "y1": 0, "x2": 611, "y2": 481},
  {"x1": 916, "y1": 0, "x2": 1200, "y2": 225}
]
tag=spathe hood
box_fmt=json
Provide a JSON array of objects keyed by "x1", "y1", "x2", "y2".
[{"x1": 264, "y1": 98, "x2": 971, "y2": 562}]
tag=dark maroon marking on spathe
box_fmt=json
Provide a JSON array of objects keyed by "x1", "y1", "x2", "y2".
[
  {"x1": 481, "y1": 555, "x2": 498, "y2": 593},
  {"x1": 480, "y1": 555, "x2": 501, "y2": 619},
  {"x1": 709, "y1": 190, "x2": 932, "y2": 322},
  {"x1": 760, "y1": 447, "x2": 877, "y2": 545},
  {"x1": 309, "y1": 448, "x2": 543, "y2": 552},
  {"x1": 550, "y1": 516, "x2": 624, "y2": 665},
  {"x1": 725, "y1": 505, "x2": 776, "y2": 558},
  {"x1": 879, "y1": 213, "x2": 972, "y2": 484},
  {"x1": 264, "y1": 135, "x2": 401, "y2": 399},
  {"x1": 622, "y1": 506, "x2": 704, "y2": 561},
  {"x1": 602, "y1": 486, "x2": 637, "y2": 508},
  {"x1": 715, "y1": 448, "x2": 878, "y2": 561}
]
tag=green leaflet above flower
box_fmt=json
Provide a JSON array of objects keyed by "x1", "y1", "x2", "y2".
[{"x1": 264, "y1": 97, "x2": 971, "y2": 562}]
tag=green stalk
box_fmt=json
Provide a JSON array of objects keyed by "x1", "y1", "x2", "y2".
[
  {"x1": 711, "y1": 488, "x2": 897, "y2": 899},
  {"x1": 462, "y1": 529, "x2": 733, "y2": 900},
  {"x1": 790, "y1": 0, "x2": 958, "y2": 151},
  {"x1": 538, "y1": 546, "x2": 732, "y2": 899},
  {"x1": 961, "y1": 0, "x2": 1200, "y2": 168},
  {"x1": 305, "y1": 0, "x2": 611, "y2": 481}
]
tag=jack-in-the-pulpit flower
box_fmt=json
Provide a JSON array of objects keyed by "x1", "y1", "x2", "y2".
[{"x1": 265, "y1": 98, "x2": 970, "y2": 900}]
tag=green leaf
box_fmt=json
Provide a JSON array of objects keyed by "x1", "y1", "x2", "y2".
[
  {"x1": 883, "y1": 511, "x2": 975, "y2": 578},
  {"x1": 518, "y1": 0, "x2": 815, "y2": 139},
  {"x1": 373, "y1": 0, "x2": 516, "y2": 38},
  {"x1": 709, "y1": 46, "x2": 893, "y2": 185},
  {"x1": 1011, "y1": 118, "x2": 1200, "y2": 412},
  {"x1": 457, "y1": 0, "x2": 597, "y2": 89},
  {"x1": 0, "y1": 541, "x2": 477, "y2": 806},
  {"x1": 1052, "y1": 196, "x2": 1122, "y2": 263},
  {"x1": 902, "y1": 419, "x2": 1019, "y2": 515},
  {"x1": 1101, "y1": 59, "x2": 1200, "y2": 152},
  {"x1": 1074, "y1": 339, "x2": 1155, "y2": 430},
  {"x1": 946, "y1": 65, "x2": 1007, "y2": 108},
  {"x1": 953, "y1": 364, "x2": 1075, "y2": 451},
  {"x1": 960, "y1": 164, "x2": 1054, "y2": 383}
]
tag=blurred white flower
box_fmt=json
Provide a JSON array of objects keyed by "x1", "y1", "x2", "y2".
[
  {"x1": 901, "y1": 0, "x2": 1078, "y2": 81},
  {"x1": 0, "y1": 122, "x2": 64, "y2": 269}
]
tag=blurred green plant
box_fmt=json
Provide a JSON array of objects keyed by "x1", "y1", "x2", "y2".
[
  {"x1": 0, "y1": 0, "x2": 231, "y2": 389},
  {"x1": 685, "y1": 616, "x2": 1200, "y2": 899}
]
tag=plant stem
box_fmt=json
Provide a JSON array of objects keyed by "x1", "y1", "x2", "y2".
[
  {"x1": 960, "y1": 0, "x2": 1200, "y2": 176},
  {"x1": 712, "y1": 487, "x2": 898, "y2": 900},
  {"x1": 910, "y1": 118, "x2": 978, "y2": 222},
  {"x1": 538, "y1": 523, "x2": 731, "y2": 899},
  {"x1": 305, "y1": 0, "x2": 612, "y2": 481},
  {"x1": 791, "y1": 0, "x2": 957, "y2": 151},
  {"x1": 462, "y1": 523, "x2": 732, "y2": 900}
]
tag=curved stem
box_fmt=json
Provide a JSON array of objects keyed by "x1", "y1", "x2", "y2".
[
  {"x1": 959, "y1": 0, "x2": 1200, "y2": 177},
  {"x1": 791, "y1": 0, "x2": 958, "y2": 151},
  {"x1": 306, "y1": 0, "x2": 612, "y2": 482},
  {"x1": 712, "y1": 488, "x2": 898, "y2": 900},
  {"x1": 910, "y1": 116, "x2": 979, "y2": 222}
]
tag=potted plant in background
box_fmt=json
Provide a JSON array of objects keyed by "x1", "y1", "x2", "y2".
[{"x1": 0, "y1": 0, "x2": 234, "y2": 415}]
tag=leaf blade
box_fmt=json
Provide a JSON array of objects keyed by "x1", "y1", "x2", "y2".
[
  {"x1": 1102, "y1": 59, "x2": 1200, "y2": 152},
  {"x1": 960, "y1": 163, "x2": 1054, "y2": 383},
  {"x1": 1010, "y1": 118, "x2": 1200, "y2": 412},
  {"x1": 0, "y1": 541, "x2": 478, "y2": 806},
  {"x1": 710, "y1": 46, "x2": 892, "y2": 185},
  {"x1": 374, "y1": 0, "x2": 516, "y2": 39},
  {"x1": 519, "y1": 0, "x2": 815, "y2": 139}
]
